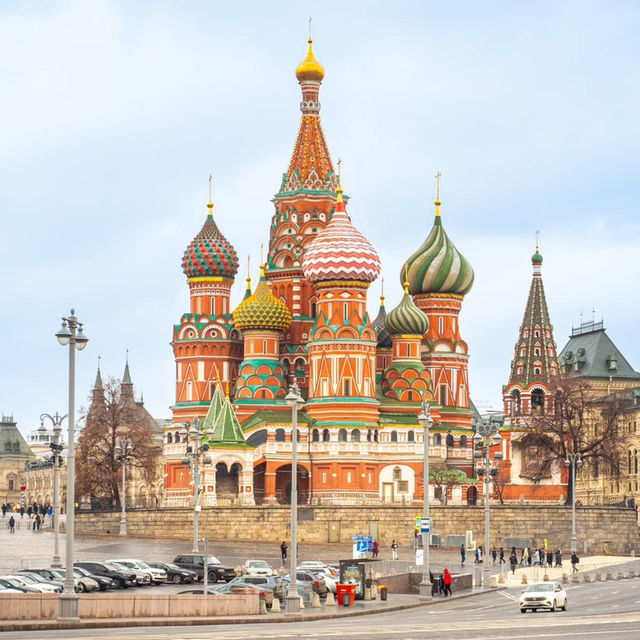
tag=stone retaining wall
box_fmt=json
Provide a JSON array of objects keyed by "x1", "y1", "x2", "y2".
[{"x1": 75, "y1": 505, "x2": 640, "y2": 555}]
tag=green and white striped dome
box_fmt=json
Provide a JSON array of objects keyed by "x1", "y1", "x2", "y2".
[
  {"x1": 385, "y1": 285, "x2": 429, "y2": 336},
  {"x1": 401, "y1": 199, "x2": 474, "y2": 296}
]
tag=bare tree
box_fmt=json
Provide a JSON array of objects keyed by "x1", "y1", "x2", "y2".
[
  {"x1": 76, "y1": 378, "x2": 161, "y2": 508},
  {"x1": 429, "y1": 464, "x2": 468, "y2": 505},
  {"x1": 489, "y1": 467, "x2": 510, "y2": 505},
  {"x1": 520, "y1": 375, "x2": 627, "y2": 504}
]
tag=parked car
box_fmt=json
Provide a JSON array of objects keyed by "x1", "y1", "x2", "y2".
[
  {"x1": 228, "y1": 575, "x2": 285, "y2": 602},
  {"x1": 520, "y1": 582, "x2": 567, "y2": 613},
  {"x1": 0, "y1": 576, "x2": 42, "y2": 593},
  {"x1": 211, "y1": 582, "x2": 274, "y2": 608},
  {"x1": 297, "y1": 564, "x2": 338, "y2": 593},
  {"x1": 109, "y1": 559, "x2": 167, "y2": 585},
  {"x1": 18, "y1": 571, "x2": 64, "y2": 591},
  {"x1": 242, "y1": 560, "x2": 273, "y2": 576},
  {"x1": 148, "y1": 562, "x2": 197, "y2": 585},
  {"x1": 282, "y1": 571, "x2": 328, "y2": 597},
  {"x1": 172, "y1": 554, "x2": 236, "y2": 582},
  {"x1": 0, "y1": 583, "x2": 22, "y2": 593},
  {"x1": 18, "y1": 568, "x2": 94, "y2": 593},
  {"x1": 75, "y1": 561, "x2": 136, "y2": 589},
  {"x1": 105, "y1": 561, "x2": 151, "y2": 586},
  {"x1": 8, "y1": 574, "x2": 61, "y2": 593},
  {"x1": 73, "y1": 566, "x2": 114, "y2": 591},
  {"x1": 177, "y1": 588, "x2": 220, "y2": 595}
]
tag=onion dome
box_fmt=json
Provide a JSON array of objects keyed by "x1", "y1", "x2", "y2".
[
  {"x1": 296, "y1": 38, "x2": 325, "y2": 83},
  {"x1": 232, "y1": 265, "x2": 292, "y2": 332},
  {"x1": 372, "y1": 289, "x2": 392, "y2": 348},
  {"x1": 532, "y1": 246, "x2": 543, "y2": 265},
  {"x1": 385, "y1": 282, "x2": 429, "y2": 336},
  {"x1": 401, "y1": 194, "x2": 474, "y2": 296},
  {"x1": 302, "y1": 184, "x2": 381, "y2": 283},
  {"x1": 182, "y1": 199, "x2": 239, "y2": 279}
]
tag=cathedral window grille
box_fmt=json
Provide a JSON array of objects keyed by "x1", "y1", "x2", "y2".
[
  {"x1": 374, "y1": 430, "x2": 379, "y2": 442},
  {"x1": 393, "y1": 467, "x2": 401, "y2": 480},
  {"x1": 534, "y1": 348, "x2": 540, "y2": 356},
  {"x1": 344, "y1": 380, "x2": 351, "y2": 396},
  {"x1": 434, "y1": 433, "x2": 442, "y2": 445},
  {"x1": 312, "y1": 429, "x2": 319, "y2": 442},
  {"x1": 534, "y1": 367, "x2": 541, "y2": 375},
  {"x1": 407, "y1": 430, "x2": 415, "y2": 443},
  {"x1": 338, "y1": 429, "x2": 347, "y2": 442},
  {"x1": 534, "y1": 330, "x2": 540, "y2": 338},
  {"x1": 460, "y1": 435, "x2": 468, "y2": 448},
  {"x1": 167, "y1": 433, "x2": 173, "y2": 444},
  {"x1": 8, "y1": 479, "x2": 14, "y2": 491},
  {"x1": 275, "y1": 428, "x2": 285, "y2": 442},
  {"x1": 390, "y1": 431, "x2": 398, "y2": 443},
  {"x1": 439, "y1": 385, "x2": 447, "y2": 406},
  {"x1": 351, "y1": 429, "x2": 360, "y2": 442},
  {"x1": 323, "y1": 429, "x2": 330, "y2": 442},
  {"x1": 446, "y1": 433, "x2": 454, "y2": 447},
  {"x1": 628, "y1": 450, "x2": 632, "y2": 475}
]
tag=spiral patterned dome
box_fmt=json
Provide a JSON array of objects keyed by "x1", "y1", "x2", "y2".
[
  {"x1": 302, "y1": 187, "x2": 381, "y2": 283},
  {"x1": 385, "y1": 284, "x2": 429, "y2": 336},
  {"x1": 401, "y1": 200, "x2": 474, "y2": 296},
  {"x1": 182, "y1": 202, "x2": 239, "y2": 279},
  {"x1": 232, "y1": 266, "x2": 292, "y2": 332}
]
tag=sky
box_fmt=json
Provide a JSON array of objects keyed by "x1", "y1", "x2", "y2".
[{"x1": 1, "y1": 0, "x2": 639, "y2": 437}]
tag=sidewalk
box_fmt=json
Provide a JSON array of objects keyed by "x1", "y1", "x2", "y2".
[{"x1": 0, "y1": 586, "x2": 492, "y2": 632}]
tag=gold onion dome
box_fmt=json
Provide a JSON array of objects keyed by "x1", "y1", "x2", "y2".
[
  {"x1": 401, "y1": 196, "x2": 474, "y2": 296},
  {"x1": 232, "y1": 265, "x2": 292, "y2": 332},
  {"x1": 296, "y1": 38, "x2": 325, "y2": 83},
  {"x1": 385, "y1": 282, "x2": 429, "y2": 336}
]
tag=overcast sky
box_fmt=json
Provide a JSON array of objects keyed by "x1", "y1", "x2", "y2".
[{"x1": 2, "y1": 1, "x2": 639, "y2": 437}]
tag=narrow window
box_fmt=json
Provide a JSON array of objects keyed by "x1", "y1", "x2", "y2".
[
  {"x1": 439, "y1": 317, "x2": 444, "y2": 334},
  {"x1": 344, "y1": 380, "x2": 351, "y2": 396},
  {"x1": 439, "y1": 385, "x2": 447, "y2": 406}
]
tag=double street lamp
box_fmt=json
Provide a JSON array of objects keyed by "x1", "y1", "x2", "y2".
[
  {"x1": 181, "y1": 417, "x2": 210, "y2": 553},
  {"x1": 40, "y1": 412, "x2": 67, "y2": 568},
  {"x1": 473, "y1": 415, "x2": 502, "y2": 587},
  {"x1": 55, "y1": 309, "x2": 88, "y2": 621},
  {"x1": 115, "y1": 438, "x2": 134, "y2": 536},
  {"x1": 565, "y1": 451, "x2": 582, "y2": 553},
  {"x1": 284, "y1": 382, "x2": 304, "y2": 616},
  {"x1": 417, "y1": 401, "x2": 434, "y2": 601}
]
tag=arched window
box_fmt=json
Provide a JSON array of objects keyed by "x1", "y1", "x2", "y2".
[
  {"x1": 167, "y1": 432, "x2": 173, "y2": 444},
  {"x1": 434, "y1": 433, "x2": 442, "y2": 445},
  {"x1": 374, "y1": 430, "x2": 379, "y2": 442},
  {"x1": 275, "y1": 428, "x2": 285, "y2": 442},
  {"x1": 322, "y1": 429, "x2": 330, "y2": 442},
  {"x1": 635, "y1": 450, "x2": 638, "y2": 475},
  {"x1": 338, "y1": 428, "x2": 347, "y2": 442},
  {"x1": 446, "y1": 433, "x2": 454, "y2": 447},
  {"x1": 460, "y1": 435, "x2": 468, "y2": 448},
  {"x1": 390, "y1": 431, "x2": 398, "y2": 443},
  {"x1": 511, "y1": 389, "x2": 521, "y2": 416},
  {"x1": 351, "y1": 429, "x2": 360, "y2": 442},
  {"x1": 367, "y1": 429, "x2": 372, "y2": 442},
  {"x1": 312, "y1": 429, "x2": 319, "y2": 442},
  {"x1": 532, "y1": 389, "x2": 545, "y2": 412},
  {"x1": 407, "y1": 430, "x2": 415, "y2": 443},
  {"x1": 628, "y1": 450, "x2": 632, "y2": 475}
]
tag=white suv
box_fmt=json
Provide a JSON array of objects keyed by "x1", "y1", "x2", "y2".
[
  {"x1": 243, "y1": 560, "x2": 273, "y2": 576},
  {"x1": 110, "y1": 559, "x2": 167, "y2": 585},
  {"x1": 520, "y1": 582, "x2": 567, "y2": 613}
]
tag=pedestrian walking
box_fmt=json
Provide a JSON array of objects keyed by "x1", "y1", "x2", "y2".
[
  {"x1": 372, "y1": 540, "x2": 379, "y2": 558},
  {"x1": 1, "y1": 504, "x2": 6, "y2": 517},
  {"x1": 521, "y1": 547, "x2": 529, "y2": 566},
  {"x1": 499, "y1": 547, "x2": 505, "y2": 564},
  {"x1": 510, "y1": 551, "x2": 518, "y2": 575},
  {"x1": 532, "y1": 548, "x2": 539, "y2": 566},
  {"x1": 391, "y1": 539, "x2": 399, "y2": 561},
  {"x1": 555, "y1": 549, "x2": 562, "y2": 567},
  {"x1": 460, "y1": 544, "x2": 466, "y2": 566},
  {"x1": 8, "y1": 515, "x2": 15, "y2": 533},
  {"x1": 280, "y1": 540, "x2": 288, "y2": 563},
  {"x1": 491, "y1": 547, "x2": 497, "y2": 564},
  {"x1": 571, "y1": 552, "x2": 579, "y2": 573},
  {"x1": 443, "y1": 568, "x2": 453, "y2": 596},
  {"x1": 429, "y1": 570, "x2": 438, "y2": 597},
  {"x1": 546, "y1": 550, "x2": 553, "y2": 567},
  {"x1": 438, "y1": 572, "x2": 445, "y2": 595}
]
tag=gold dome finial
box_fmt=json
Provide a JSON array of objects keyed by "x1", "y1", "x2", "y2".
[
  {"x1": 336, "y1": 158, "x2": 343, "y2": 203},
  {"x1": 380, "y1": 277, "x2": 385, "y2": 304},
  {"x1": 434, "y1": 171, "x2": 442, "y2": 217},
  {"x1": 207, "y1": 173, "x2": 214, "y2": 216},
  {"x1": 296, "y1": 36, "x2": 325, "y2": 83},
  {"x1": 404, "y1": 266, "x2": 410, "y2": 294}
]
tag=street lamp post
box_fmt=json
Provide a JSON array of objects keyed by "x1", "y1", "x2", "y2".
[
  {"x1": 181, "y1": 417, "x2": 210, "y2": 553},
  {"x1": 473, "y1": 415, "x2": 502, "y2": 588},
  {"x1": 417, "y1": 401, "x2": 434, "y2": 600},
  {"x1": 114, "y1": 438, "x2": 133, "y2": 536},
  {"x1": 565, "y1": 451, "x2": 582, "y2": 553},
  {"x1": 40, "y1": 412, "x2": 67, "y2": 568},
  {"x1": 285, "y1": 382, "x2": 304, "y2": 616},
  {"x1": 55, "y1": 309, "x2": 88, "y2": 621}
]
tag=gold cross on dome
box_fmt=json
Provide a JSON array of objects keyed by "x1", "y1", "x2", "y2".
[
  {"x1": 209, "y1": 174, "x2": 213, "y2": 201},
  {"x1": 337, "y1": 158, "x2": 342, "y2": 178},
  {"x1": 435, "y1": 171, "x2": 442, "y2": 200}
]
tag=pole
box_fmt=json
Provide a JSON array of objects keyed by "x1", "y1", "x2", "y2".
[
  {"x1": 484, "y1": 436, "x2": 491, "y2": 587},
  {"x1": 192, "y1": 445, "x2": 200, "y2": 553},
  {"x1": 119, "y1": 457, "x2": 127, "y2": 536},
  {"x1": 286, "y1": 390, "x2": 300, "y2": 615},
  {"x1": 418, "y1": 402, "x2": 432, "y2": 600},
  {"x1": 203, "y1": 538, "x2": 209, "y2": 595},
  {"x1": 52, "y1": 449, "x2": 61, "y2": 567},
  {"x1": 60, "y1": 324, "x2": 78, "y2": 619},
  {"x1": 570, "y1": 457, "x2": 577, "y2": 553}
]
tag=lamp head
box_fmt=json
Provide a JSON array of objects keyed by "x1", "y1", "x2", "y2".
[
  {"x1": 56, "y1": 320, "x2": 72, "y2": 346},
  {"x1": 285, "y1": 382, "x2": 304, "y2": 408},
  {"x1": 75, "y1": 325, "x2": 89, "y2": 351}
]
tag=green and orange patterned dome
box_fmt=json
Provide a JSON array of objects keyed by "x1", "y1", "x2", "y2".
[
  {"x1": 232, "y1": 265, "x2": 292, "y2": 332},
  {"x1": 182, "y1": 201, "x2": 239, "y2": 280},
  {"x1": 385, "y1": 282, "x2": 429, "y2": 336},
  {"x1": 401, "y1": 196, "x2": 474, "y2": 296}
]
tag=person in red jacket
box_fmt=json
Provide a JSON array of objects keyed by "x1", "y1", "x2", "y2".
[{"x1": 443, "y1": 568, "x2": 452, "y2": 596}]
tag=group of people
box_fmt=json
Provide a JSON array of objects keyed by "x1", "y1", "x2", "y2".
[
  {"x1": 429, "y1": 569, "x2": 453, "y2": 597},
  {"x1": 506, "y1": 546, "x2": 579, "y2": 574},
  {"x1": 3, "y1": 502, "x2": 57, "y2": 533}
]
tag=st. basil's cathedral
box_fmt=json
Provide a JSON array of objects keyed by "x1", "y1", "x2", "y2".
[{"x1": 162, "y1": 39, "x2": 479, "y2": 507}]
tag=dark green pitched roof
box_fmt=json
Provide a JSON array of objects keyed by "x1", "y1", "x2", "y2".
[
  {"x1": 0, "y1": 416, "x2": 35, "y2": 459},
  {"x1": 559, "y1": 323, "x2": 640, "y2": 380}
]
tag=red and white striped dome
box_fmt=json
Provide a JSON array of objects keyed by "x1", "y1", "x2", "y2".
[{"x1": 302, "y1": 188, "x2": 381, "y2": 283}]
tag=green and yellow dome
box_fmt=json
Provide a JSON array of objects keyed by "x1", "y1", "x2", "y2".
[
  {"x1": 401, "y1": 196, "x2": 474, "y2": 296},
  {"x1": 232, "y1": 265, "x2": 292, "y2": 332},
  {"x1": 385, "y1": 282, "x2": 429, "y2": 336}
]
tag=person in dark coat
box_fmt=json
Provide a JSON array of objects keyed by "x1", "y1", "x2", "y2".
[
  {"x1": 438, "y1": 573, "x2": 445, "y2": 595},
  {"x1": 372, "y1": 540, "x2": 379, "y2": 558},
  {"x1": 510, "y1": 551, "x2": 518, "y2": 575},
  {"x1": 429, "y1": 569, "x2": 438, "y2": 596},
  {"x1": 571, "y1": 552, "x2": 579, "y2": 573},
  {"x1": 460, "y1": 544, "x2": 466, "y2": 565},
  {"x1": 499, "y1": 547, "x2": 505, "y2": 564},
  {"x1": 280, "y1": 541, "x2": 288, "y2": 563},
  {"x1": 8, "y1": 516, "x2": 15, "y2": 533},
  {"x1": 555, "y1": 549, "x2": 562, "y2": 567}
]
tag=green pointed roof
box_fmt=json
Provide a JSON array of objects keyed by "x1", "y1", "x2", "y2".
[
  {"x1": 209, "y1": 396, "x2": 248, "y2": 445},
  {"x1": 202, "y1": 383, "x2": 225, "y2": 433}
]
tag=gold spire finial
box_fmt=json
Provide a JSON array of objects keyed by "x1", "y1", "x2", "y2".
[
  {"x1": 336, "y1": 158, "x2": 343, "y2": 203},
  {"x1": 225, "y1": 380, "x2": 230, "y2": 398},
  {"x1": 246, "y1": 255, "x2": 252, "y2": 287},
  {"x1": 434, "y1": 171, "x2": 442, "y2": 217},
  {"x1": 535, "y1": 230, "x2": 540, "y2": 252},
  {"x1": 403, "y1": 266, "x2": 410, "y2": 294},
  {"x1": 207, "y1": 173, "x2": 214, "y2": 215},
  {"x1": 380, "y1": 277, "x2": 385, "y2": 303}
]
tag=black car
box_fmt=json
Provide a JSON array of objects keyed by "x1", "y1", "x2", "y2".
[
  {"x1": 75, "y1": 561, "x2": 136, "y2": 589},
  {"x1": 148, "y1": 562, "x2": 197, "y2": 584},
  {"x1": 74, "y1": 565, "x2": 115, "y2": 591},
  {"x1": 172, "y1": 554, "x2": 236, "y2": 582}
]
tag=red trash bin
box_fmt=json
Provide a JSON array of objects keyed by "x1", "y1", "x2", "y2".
[{"x1": 337, "y1": 583, "x2": 357, "y2": 606}]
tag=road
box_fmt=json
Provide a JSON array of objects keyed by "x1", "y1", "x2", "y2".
[{"x1": 3, "y1": 580, "x2": 640, "y2": 640}]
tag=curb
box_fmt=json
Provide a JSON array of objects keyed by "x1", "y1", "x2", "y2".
[{"x1": 0, "y1": 588, "x2": 493, "y2": 632}]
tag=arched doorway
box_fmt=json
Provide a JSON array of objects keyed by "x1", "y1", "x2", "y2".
[
  {"x1": 275, "y1": 464, "x2": 309, "y2": 505},
  {"x1": 216, "y1": 462, "x2": 241, "y2": 501},
  {"x1": 253, "y1": 462, "x2": 266, "y2": 505},
  {"x1": 467, "y1": 486, "x2": 478, "y2": 505}
]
